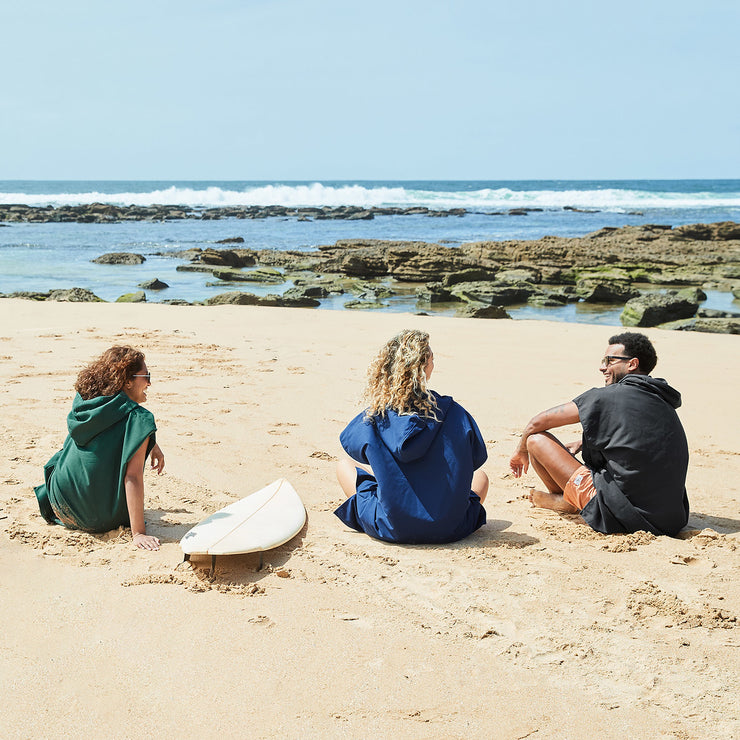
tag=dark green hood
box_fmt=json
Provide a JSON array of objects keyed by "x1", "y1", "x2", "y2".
[{"x1": 67, "y1": 392, "x2": 139, "y2": 447}]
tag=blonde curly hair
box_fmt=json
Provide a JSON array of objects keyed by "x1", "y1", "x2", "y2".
[
  {"x1": 75, "y1": 346, "x2": 145, "y2": 400},
  {"x1": 363, "y1": 329, "x2": 438, "y2": 420}
]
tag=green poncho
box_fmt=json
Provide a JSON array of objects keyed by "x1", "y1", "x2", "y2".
[{"x1": 34, "y1": 392, "x2": 156, "y2": 533}]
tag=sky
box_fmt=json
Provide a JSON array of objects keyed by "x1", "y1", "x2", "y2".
[{"x1": 2, "y1": 0, "x2": 739, "y2": 180}]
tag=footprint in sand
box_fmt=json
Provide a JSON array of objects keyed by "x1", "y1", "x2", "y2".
[{"x1": 310, "y1": 451, "x2": 336, "y2": 461}]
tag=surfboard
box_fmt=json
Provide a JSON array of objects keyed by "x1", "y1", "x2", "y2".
[{"x1": 180, "y1": 478, "x2": 306, "y2": 575}]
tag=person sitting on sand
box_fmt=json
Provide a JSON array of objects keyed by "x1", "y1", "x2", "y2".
[
  {"x1": 509, "y1": 331, "x2": 689, "y2": 536},
  {"x1": 334, "y1": 329, "x2": 489, "y2": 544},
  {"x1": 34, "y1": 346, "x2": 165, "y2": 550}
]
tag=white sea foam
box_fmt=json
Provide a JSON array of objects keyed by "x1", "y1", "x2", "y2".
[{"x1": 1, "y1": 183, "x2": 739, "y2": 210}]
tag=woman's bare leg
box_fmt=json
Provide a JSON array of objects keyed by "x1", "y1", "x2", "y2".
[
  {"x1": 336, "y1": 458, "x2": 359, "y2": 498},
  {"x1": 526, "y1": 432, "x2": 581, "y2": 513},
  {"x1": 472, "y1": 469, "x2": 489, "y2": 503}
]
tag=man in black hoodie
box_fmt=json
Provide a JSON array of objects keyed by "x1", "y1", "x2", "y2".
[{"x1": 509, "y1": 332, "x2": 689, "y2": 536}]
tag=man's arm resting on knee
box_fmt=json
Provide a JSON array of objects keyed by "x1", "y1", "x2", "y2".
[{"x1": 510, "y1": 402, "x2": 580, "y2": 476}]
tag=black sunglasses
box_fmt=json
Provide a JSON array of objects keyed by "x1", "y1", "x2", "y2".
[{"x1": 600, "y1": 355, "x2": 632, "y2": 367}]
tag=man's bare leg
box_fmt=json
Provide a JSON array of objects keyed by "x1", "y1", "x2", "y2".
[
  {"x1": 529, "y1": 489, "x2": 578, "y2": 513},
  {"x1": 526, "y1": 432, "x2": 581, "y2": 513}
]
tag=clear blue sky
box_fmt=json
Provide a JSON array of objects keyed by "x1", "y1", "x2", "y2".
[{"x1": 2, "y1": 0, "x2": 738, "y2": 180}]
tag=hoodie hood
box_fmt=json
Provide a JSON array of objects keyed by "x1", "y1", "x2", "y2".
[
  {"x1": 619, "y1": 374, "x2": 682, "y2": 409},
  {"x1": 67, "y1": 392, "x2": 138, "y2": 446},
  {"x1": 373, "y1": 393, "x2": 453, "y2": 463}
]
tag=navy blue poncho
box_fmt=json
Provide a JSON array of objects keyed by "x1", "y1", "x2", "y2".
[{"x1": 334, "y1": 392, "x2": 487, "y2": 544}]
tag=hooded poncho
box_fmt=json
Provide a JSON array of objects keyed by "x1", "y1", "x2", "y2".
[
  {"x1": 574, "y1": 375, "x2": 689, "y2": 536},
  {"x1": 334, "y1": 391, "x2": 487, "y2": 544},
  {"x1": 34, "y1": 392, "x2": 156, "y2": 532}
]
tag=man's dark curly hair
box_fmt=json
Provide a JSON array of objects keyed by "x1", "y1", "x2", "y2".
[
  {"x1": 608, "y1": 332, "x2": 657, "y2": 374},
  {"x1": 75, "y1": 346, "x2": 145, "y2": 400}
]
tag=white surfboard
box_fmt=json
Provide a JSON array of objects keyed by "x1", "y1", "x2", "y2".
[{"x1": 180, "y1": 478, "x2": 305, "y2": 573}]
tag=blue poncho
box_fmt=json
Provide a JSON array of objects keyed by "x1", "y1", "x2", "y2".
[{"x1": 334, "y1": 392, "x2": 487, "y2": 544}]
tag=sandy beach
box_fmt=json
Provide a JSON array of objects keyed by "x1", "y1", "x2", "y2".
[{"x1": 1, "y1": 299, "x2": 738, "y2": 739}]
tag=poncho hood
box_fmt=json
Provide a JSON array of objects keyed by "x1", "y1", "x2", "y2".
[
  {"x1": 67, "y1": 392, "x2": 140, "y2": 447},
  {"x1": 373, "y1": 392, "x2": 453, "y2": 463},
  {"x1": 619, "y1": 374, "x2": 682, "y2": 409}
]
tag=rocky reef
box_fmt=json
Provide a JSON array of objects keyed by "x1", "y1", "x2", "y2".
[
  {"x1": 3, "y1": 221, "x2": 739, "y2": 331},
  {"x1": 0, "y1": 203, "x2": 468, "y2": 224},
  {"x1": 162, "y1": 221, "x2": 739, "y2": 330}
]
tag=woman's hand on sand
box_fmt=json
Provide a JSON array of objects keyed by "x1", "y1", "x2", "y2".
[
  {"x1": 509, "y1": 449, "x2": 529, "y2": 478},
  {"x1": 133, "y1": 532, "x2": 160, "y2": 550},
  {"x1": 150, "y1": 443, "x2": 165, "y2": 474}
]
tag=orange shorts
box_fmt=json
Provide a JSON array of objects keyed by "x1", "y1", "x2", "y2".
[{"x1": 563, "y1": 465, "x2": 597, "y2": 511}]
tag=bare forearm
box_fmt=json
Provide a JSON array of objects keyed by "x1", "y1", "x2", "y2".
[
  {"x1": 516, "y1": 402, "x2": 580, "y2": 452},
  {"x1": 125, "y1": 475, "x2": 146, "y2": 535}
]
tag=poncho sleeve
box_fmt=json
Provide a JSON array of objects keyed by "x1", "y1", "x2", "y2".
[{"x1": 339, "y1": 411, "x2": 372, "y2": 465}]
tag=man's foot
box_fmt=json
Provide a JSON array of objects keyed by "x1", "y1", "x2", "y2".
[{"x1": 528, "y1": 489, "x2": 578, "y2": 514}]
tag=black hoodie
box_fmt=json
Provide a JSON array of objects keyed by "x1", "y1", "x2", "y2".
[{"x1": 574, "y1": 374, "x2": 689, "y2": 536}]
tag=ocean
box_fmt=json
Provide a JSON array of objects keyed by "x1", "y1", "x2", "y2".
[{"x1": 1, "y1": 180, "x2": 739, "y2": 324}]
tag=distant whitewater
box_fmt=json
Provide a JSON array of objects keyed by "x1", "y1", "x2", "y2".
[{"x1": 1, "y1": 179, "x2": 739, "y2": 212}]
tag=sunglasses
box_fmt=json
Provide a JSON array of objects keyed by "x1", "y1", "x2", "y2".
[
  {"x1": 600, "y1": 355, "x2": 632, "y2": 367},
  {"x1": 132, "y1": 373, "x2": 152, "y2": 381}
]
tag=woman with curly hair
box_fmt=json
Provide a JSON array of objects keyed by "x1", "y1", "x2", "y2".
[
  {"x1": 34, "y1": 346, "x2": 164, "y2": 550},
  {"x1": 335, "y1": 329, "x2": 489, "y2": 544}
]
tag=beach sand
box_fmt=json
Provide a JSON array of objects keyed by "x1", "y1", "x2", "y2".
[{"x1": 1, "y1": 299, "x2": 738, "y2": 739}]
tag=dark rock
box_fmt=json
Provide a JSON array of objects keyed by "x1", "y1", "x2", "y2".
[
  {"x1": 177, "y1": 264, "x2": 218, "y2": 273},
  {"x1": 257, "y1": 293, "x2": 320, "y2": 308},
  {"x1": 696, "y1": 308, "x2": 740, "y2": 319},
  {"x1": 282, "y1": 285, "x2": 331, "y2": 299},
  {"x1": 2, "y1": 291, "x2": 51, "y2": 301},
  {"x1": 206, "y1": 292, "x2": 261, "y2": 306},
  {"x1": 211, "y1": 267, "x2": 285, "y2": 284},
  {"x1": 450, "y1": 281, "x2": 536, "y2": 306},
  {"x1": 333, "y1": 252, "x2": 389, "y2": 278},
  {"x1": 714, "y1": 222, "x2": 740, "y2": 240},
  {"x1": 528, "y1": 292, "x2": 569, "y2": 307},
  {"x1": 416, "y1": 283, "x2": 458, "y2": 303},
  {"x1": 287, "y1": 275, "x2": 346, "y2": 295},
  {"x1": 347, "y1": 280, "x2": 393, "y2": 300},
  {"x1": 204, "y1": 291, "x2": 318, "y2": 308},
  {"x1": 48, "y1": 288, "x2": 103, "y2": 302},
  {"x1": 576, "y1": 279, "x2": 639, "y2": 303},
  {"x1": 456, "y1": 304, "x2": 511, "y2": 319},
  {"x1": 138, "y1": 278, "x2": 169, "y2": 290},
  {"x1": 92, "y1": 252, "x2": 145, "y2": 265},
  {"x1": 115, "y1": 291, "x2": 146, "y2": 303},
  {"x1": 216, "y1": 236, "x2": 245, "y2": 244},
  {"x1": 677, "y1": 287, "x2": 707, "y2": 302},
  {"x1": 344, "y1": 299, "x2": 388, "y2": 310},
  {"x1": 621, "y1": 293, "x2": 698, "y2": 327},
  {"x1": 673, "y1": 221, "x2": 740, "y2": 240},
  {"x1": 442, "y1": 268, "x2": 498, "y2": 286},
  {"x1": 659, "y1": 318, "x2": 740, "y2": 334},
  {"x1": 495, "y1": 268, "x2": 541, "y2": 284},
  {"x1": 193, "y1": 248, "x2": 256, "y2": 268},
  {"x1": 169, "y1": 248, "x2": 203, "y2": 260}
]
